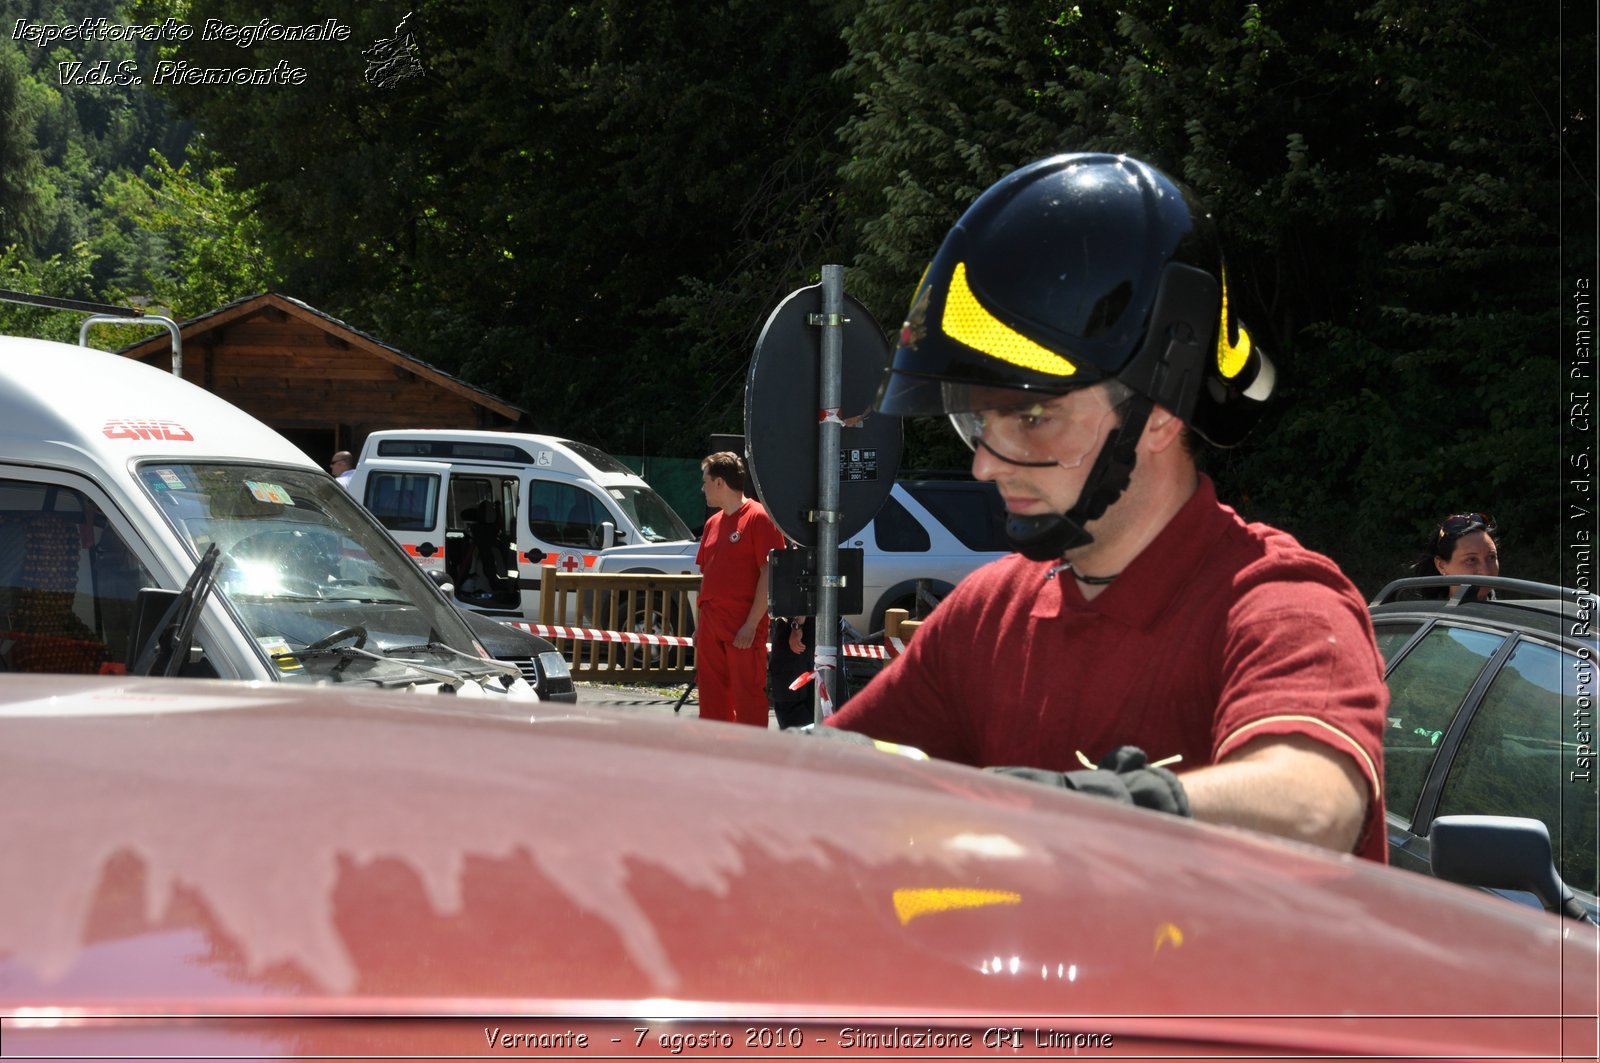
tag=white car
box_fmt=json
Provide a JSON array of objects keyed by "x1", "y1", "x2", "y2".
[{"x1": 594, "y1": 478, "x2": 1009, "y2": 634}]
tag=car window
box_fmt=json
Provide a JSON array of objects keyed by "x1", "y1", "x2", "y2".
[
  {"x1": 362, "y1": 471, "x2": 440, "y2": 532},
  {"x1": 903, "y1": 483, "x2": 1008, "y2": 551},
  {"x1": 1434, "y1": 640, "x2": 1598, "y2": 898},
  {"x1": 530, "y1": 481, "x2": 606, "y2": 549},
  {"x1": 1374, "y1": 620, "x2": 1424, "y2": 665},
  {"x1": 873, "y1": 495, "x2": 931, "y2": 552},
  {"x1": 0, "y1": 480, "x2": 156, "y2": 674},
  {"x1": 1381, "y1": 624, "x2": 1506, "y2": 826}
]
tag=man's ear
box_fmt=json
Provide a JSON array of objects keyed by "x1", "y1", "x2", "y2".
[{"x1": 1141, "y1": 405, "x2": 1185, "y2": 453}]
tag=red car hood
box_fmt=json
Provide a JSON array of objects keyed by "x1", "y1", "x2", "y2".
[{"x1": 0, "y1": 675, "x2": 1593, "y2": 1057}]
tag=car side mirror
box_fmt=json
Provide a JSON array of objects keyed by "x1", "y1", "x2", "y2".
[
  {"x1": 1429, "y1": 815, "x2": 1590, "y2": 921},
  {"x1": 426, "y1": 569, "x2": 455, "y2": 594}
]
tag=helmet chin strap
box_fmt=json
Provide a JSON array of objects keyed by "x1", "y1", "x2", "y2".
[{"x1": 1004, "y1": 397, "x2": 1152, "y2": 562}]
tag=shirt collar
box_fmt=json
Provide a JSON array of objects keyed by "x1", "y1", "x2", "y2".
[{"x1": 1033, "y1": 475, "x2": 1229, "y2": 629}]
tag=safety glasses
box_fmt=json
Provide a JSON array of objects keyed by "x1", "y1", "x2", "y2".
[{"x1": 948, "y1": 389, "x2": 1127, "y2": 469}]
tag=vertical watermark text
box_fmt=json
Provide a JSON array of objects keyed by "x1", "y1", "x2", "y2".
[{"x1": 1568, "y1": 277, "x2": 1595, "y2": 783}]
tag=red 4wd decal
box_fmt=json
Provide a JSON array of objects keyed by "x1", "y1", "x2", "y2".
[{"x1": 102, "y1": 419, "x2": 195, "y2": 442}]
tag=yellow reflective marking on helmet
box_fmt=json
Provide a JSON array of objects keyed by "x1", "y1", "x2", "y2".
[
  {"x1": 892, "y1": 887, "x2": 1022, "y2": 925},
  {"x1": 942, "y1": 262, "x2": 1076, "y2": 377},
  {"x1": 1216, "y1": 265, "x2": 1252, "y2": 379}
]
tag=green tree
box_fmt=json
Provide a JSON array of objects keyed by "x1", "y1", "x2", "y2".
[
  {"x1": 1233, "y1": 0, "x2": 1578, "y2": 588},
  {"x1": 0, "y1": 43, "x2": 48, "y2": 252},
  {"x1": 97, "y1": 145, "x2": 277, "y2": 317},
  {"x1": 834, "y1": 0, "x2": 1580, "y2": 590},
  {"x1": 0, "y1": 242, "x2": 101, "y2": 341},
  {"x1": 138, "y1": 0, "x2": 859, "y2": 455}
]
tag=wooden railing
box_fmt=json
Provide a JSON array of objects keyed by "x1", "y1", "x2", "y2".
[
  {"x1": 535, "y1": 572, "x2": 928, "y2": 685},
  {"x1": 537, "y1": 564, "x2": 700, "y2": 684},
  {"x1": 883, "y1": 607, "x2": 923, "y2": 651}
]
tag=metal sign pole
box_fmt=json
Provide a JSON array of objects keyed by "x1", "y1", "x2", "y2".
[
  {"x1": 812, "y1": 265, "x2": 845, "y2": 720},
  {"x1": 745, "y1": 272, "x2": 898, "y2": 724}
]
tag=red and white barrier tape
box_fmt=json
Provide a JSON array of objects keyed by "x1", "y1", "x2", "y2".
[
  {"x1": 510, "y1": 622, "x2": 907, "y2": 659},
  {"x1": 511, "y1": 621, "x2": 693, "y2": 648}
]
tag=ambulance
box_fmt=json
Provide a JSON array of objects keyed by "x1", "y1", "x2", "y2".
[
  {"x1": 350, "y1": 429, "x2": 694, "y2": 619},
  {"x1": 0, "y1": 335, "x2": 534, "y2": 698}
]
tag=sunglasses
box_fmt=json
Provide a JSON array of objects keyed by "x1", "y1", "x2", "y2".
[{"x1": 1437, "y1": 512, "x2": 1494, "y2": 539}]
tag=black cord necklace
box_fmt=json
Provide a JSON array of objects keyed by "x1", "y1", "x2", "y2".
[{"x1": 1045, "y1": 561, "x2": 1120, "y2": 585}]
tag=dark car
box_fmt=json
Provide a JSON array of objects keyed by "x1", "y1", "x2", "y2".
[
  {"x1": 456, "y1": 605, "x2": 576, "y2": 701},
  {"x1": 1369, "y1": 575, "x2": 1597, "y2": 918}
]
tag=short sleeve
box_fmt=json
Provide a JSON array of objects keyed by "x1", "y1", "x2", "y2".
[
  {"x1": 1212, "y1": 581, "x2": 1388, "y2": 837},
  {"x1": 755, "y1": 509, "x2": 785, "y2": 559}
]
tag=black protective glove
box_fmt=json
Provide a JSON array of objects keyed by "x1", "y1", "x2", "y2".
[{"x1": 987, "y1": 745, "x2": 1190, "y2": 817}]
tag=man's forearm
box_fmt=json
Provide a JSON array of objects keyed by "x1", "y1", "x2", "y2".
[{"x1": 1181, "y1": 734, "x2": 1368, "y2": 853}]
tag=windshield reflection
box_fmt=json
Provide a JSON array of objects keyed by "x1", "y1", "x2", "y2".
[
  {"x1": 610, "y1": 486, "x2": 692, "y2": 543},
  {"x1": 137, "y1": 463, "x2": 483, "y2": 683}
]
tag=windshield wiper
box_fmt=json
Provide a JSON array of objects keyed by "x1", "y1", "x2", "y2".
[
  {"x1": 387, "y1": 641, "x2": 522, "y2": 679},
  {"x1": 230, "y1": 593, "x2": 326, "y2": 603},
  {"x1": 131, "y1": 544, "x2": 221, "y2": 676},
  {"x1": 283, "y1": 641, "x2": 485, "y2": 686},
  {"x1": 272, "y1": 643, "x2": 382, "y2": 678},
  {"x1": 319, "y1": 594, "x2": 413, "y2": 605}
]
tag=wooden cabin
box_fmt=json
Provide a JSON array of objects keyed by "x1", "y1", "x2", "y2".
[{"x1": 115, "y1": 293, "x2": 527, "y2": 465}]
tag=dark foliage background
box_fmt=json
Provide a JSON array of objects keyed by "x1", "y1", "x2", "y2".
[{"x1": 1, "y1": 0, "x2": 1593, "y2": 592}]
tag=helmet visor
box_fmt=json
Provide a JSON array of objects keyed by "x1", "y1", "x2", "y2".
[{"x1": 948, "y1": 384, "x2": 1130, "y2": 469}]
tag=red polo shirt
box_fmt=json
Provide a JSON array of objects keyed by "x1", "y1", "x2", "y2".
[{"x1": 829, "y1": 476, "x2": 1389, "y2": 861}]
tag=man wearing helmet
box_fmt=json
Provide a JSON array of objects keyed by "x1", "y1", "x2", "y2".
[{"x1": 826, "y1": 154, "x2": 1388, "y2": 861}]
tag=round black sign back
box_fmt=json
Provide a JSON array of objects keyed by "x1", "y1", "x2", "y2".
[{"x1": 744, "y1": 284, "x2": 902, "y2": 548}]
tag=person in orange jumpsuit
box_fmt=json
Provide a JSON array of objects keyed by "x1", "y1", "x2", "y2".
[{"x1": 694, "y1": 452, "x2": 785, "y2": 726}]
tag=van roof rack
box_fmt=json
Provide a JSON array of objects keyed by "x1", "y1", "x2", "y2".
[
  {"x1": 0, "y1": 288, "x2": 142, "y2": 317},
  {"x1": 1, "y1": 288, "x2": 183, "y2": 377}
]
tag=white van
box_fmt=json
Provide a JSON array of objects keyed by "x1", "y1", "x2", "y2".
[
  {"x1": 351, "y1": 429, "x2": 694, "y2": 619},
  {"x1": 0, "y1": 335, "x2": 533, "y2": 697},
  {"x1": 595, "y1": 478, "x2": 1010, "y2": 634}
]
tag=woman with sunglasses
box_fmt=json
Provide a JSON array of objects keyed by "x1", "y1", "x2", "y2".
[{"x1": 1414, "y1": 513, "x2": 1500, "y2": 600}]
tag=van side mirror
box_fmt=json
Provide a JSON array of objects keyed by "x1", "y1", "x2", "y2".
[
  {"x1": 127, "y1": 586, "x2": 181, "y2": 670},
  {"x1": 127, "y1": 557, "x2": 217, "y2": 677},
  {"x1": 1429, "y1": 815, "x2": 1591, "y2": 921},
  {"x1": 601, "y1": 520, "x2": 617, "y2": 547}
]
